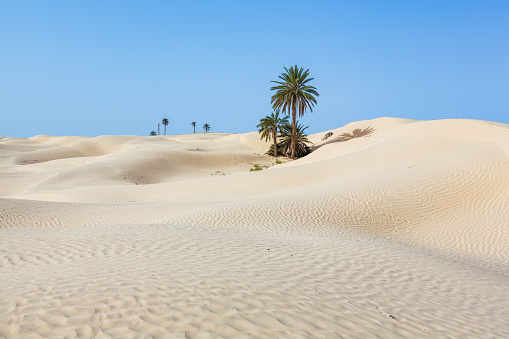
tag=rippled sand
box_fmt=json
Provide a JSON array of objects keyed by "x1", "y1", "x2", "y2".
[{"x1": 1, "y1": 117, "x2": 508, "y2": 338}]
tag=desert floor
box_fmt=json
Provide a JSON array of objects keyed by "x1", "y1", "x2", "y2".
[{"x1": 1, "y1": 117, "x2": 508, "y2": 338}]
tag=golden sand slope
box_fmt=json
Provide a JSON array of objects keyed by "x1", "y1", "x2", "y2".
[{"x1": 1, "y1": 118, "x2": 508, "y2": 338}]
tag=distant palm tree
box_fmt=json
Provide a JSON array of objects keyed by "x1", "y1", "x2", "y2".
[
  {"x1": 203, "y1": 123, "x2": 211, "y2": 133},
  {"x1": 162, "y1": 118, "x2": 169, "y2": 135},
  {"x1": 257, "y1": 111, "x2": 289, "y2": 157},
  {"x1": 191, "y1": 122, "x2": 196, "y2": 133},
  {"x1": 271, "y1": 65, "x2": 318, "y2": 159},
  {"x1": 150, "y1": 131, "x2": 157, "y2": 136}
]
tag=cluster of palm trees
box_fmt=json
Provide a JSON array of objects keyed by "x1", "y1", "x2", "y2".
[
  {"x1": 191, "y1": 122, "x2": 211, "y2": 133},
  {"x1": 150, "y1": 119, "x2": 211, "y2": 135},
  {"x1": 150, "y1": 118, "x2": 169, "y2": 136},
  {"x1": 258, "y1": 65, "x2": 319, "y2": 159},
  {"x1": 148, "y1": 65, "x2": 319, "y2": 148}
]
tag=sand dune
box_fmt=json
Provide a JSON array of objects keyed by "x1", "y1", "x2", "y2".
[{"x1": 1, "y1": 118, "x2": 508, "y2": 338}]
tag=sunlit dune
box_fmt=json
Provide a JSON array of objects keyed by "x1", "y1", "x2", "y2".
[{"x1": 1, "y1": 117, "x2": 508, "y2": 338}]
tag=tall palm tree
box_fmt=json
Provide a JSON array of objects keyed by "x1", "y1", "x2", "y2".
[
  {"x1": 256, "y1": 111, "x2": 289, "y2": 157},
  {"x1": 191, "y1": 122, "x2": 196, "y2": 133},
  {"x1": 203, "y1": 123, "x2": 211, "y2": 133},
  {"x1": 162, "y1": 118, "x2": 169, "y2": 135},
  {"x1": 270, "y1": 65, "x2": 319, "y2": 159}
]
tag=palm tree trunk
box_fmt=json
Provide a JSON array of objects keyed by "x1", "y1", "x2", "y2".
[
  {"x1": 164, "y1": 126, "x2": 167, "y2": 135},
  {"x1": 291, "y1": 104, "x2": 297, "y2": 159},
  {"x1": 273, "y1": 128, "x2": 277, "y2": 158}
]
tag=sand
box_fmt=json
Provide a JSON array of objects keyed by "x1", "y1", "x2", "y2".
[{"x1": 0, "y1": 117, "x2": 508, "y2": 338}]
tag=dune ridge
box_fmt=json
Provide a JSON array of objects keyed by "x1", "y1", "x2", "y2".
[{"x1": 1, "y1": 117, "x2": 508, "y2": 338}]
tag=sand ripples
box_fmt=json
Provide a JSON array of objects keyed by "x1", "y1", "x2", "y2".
[
  {"x1": 1, "y1": 118, "x2": 509, "y2": 337},
  {"x1": 1, "y1": 224, "x2": 508, "y2": 338}
]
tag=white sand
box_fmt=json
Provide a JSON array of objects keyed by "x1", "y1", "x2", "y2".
[{"x1": 1, "y1": 118, "x2": 508, "y2": 338}]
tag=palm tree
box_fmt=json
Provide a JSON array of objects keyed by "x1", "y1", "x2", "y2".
[
  {"x1": 271, "y1": 65, "x2": 319, "y2": 159},
  {"x1": 150, "y1": 131, "x2": 157, "y2": 136},
  {"x1": 267, "y1": 122, "x2": 312, "y2": 158},
  {"x1": 203, "y1": 123, "x2": 211, "y2": 133},
  {"x1": 256, "y1": 111, "x2": 289, "y2": 157},
  {"x1": 162, "y1": 118, "x2": 169, "y2": 135},
  {"x1": 191, "y1": 122, "x2": 196, "y2": 133}
]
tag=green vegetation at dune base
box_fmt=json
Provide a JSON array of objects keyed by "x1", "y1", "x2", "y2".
[{"x1": 250, "y1": 164, "x2": 263, "y2": 172}]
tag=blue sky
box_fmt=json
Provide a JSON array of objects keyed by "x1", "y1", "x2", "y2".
[{"x1": 1, "y1": 1, "x2": 508, "y2": 138}]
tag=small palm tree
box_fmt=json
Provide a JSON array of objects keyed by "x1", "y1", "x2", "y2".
[
  {"x1": 257, "y1": 111, "x2": 289, "y2": 158},
  {"x1": 271, "y1": 65, "x2": 319, "y2": 159},
  {"x1": 150, "y1": 131, "x2": 157, "y2": 136},
  {"x1": 191, "y1": 122, "x2": 196, "y2": 133},
  {"x1": 269, "y1": 122, "x2": 311, "y2": 158},
  {"x1": 162, "y1": 118, "x2": 169, "y2": 135},
  {"x1": 203, "y1": 123, "x2": 211, "y2": 133}
]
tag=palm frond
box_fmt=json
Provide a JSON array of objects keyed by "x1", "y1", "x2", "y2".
[{"x1": 266, "y1": 122, "x2": 312, "y2": 158}]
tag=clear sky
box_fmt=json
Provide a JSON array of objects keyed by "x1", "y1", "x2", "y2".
[{"x1": 1, "y1": 1, "x2": 508, "y2": 138}]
